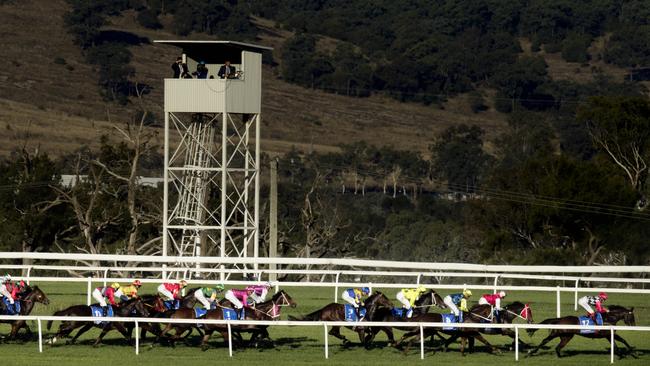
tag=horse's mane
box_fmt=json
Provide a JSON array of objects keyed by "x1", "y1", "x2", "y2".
[
  {"x1": 608, "y1": 304, "x2": 632, "y2": 312},
  {"x1": 505, "y1": 301, "x2": 526, "y2": 308}
]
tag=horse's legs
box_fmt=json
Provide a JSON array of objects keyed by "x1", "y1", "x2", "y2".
[
  {"x1": 554, "y1": 334, "x2": 574, "y2": 357},
  {"x1": 328, "y1": 326, "x2": 349, "y2": 345},
  {"x1": 613, "y1": 333, "x2": 634, "y2": 352},
  {"x1": 8, "y1": 320, "x2": 27, "y2": 339},
  {"x1": 201, "y1": 328, "x2": 215, "y2": 351},
  {"x1": 528, "y1": 331, "x2": 560, "y2": 355},
  {"x1": 472, "y1": 333, "x2": 499, "y2": 353},
  {"x1": 93, "y1": 325, "x2": 114, "y2": 347},
  {"x1": 69, "y1": 323, "x2": 94, "y2": 344}
]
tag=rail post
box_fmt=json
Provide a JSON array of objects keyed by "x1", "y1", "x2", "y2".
[
  {"x1": 37, "y1": 317, "x2": 43, "y2": 353},
  {"x1": 87, "y1": 277, "x2": 92, "y2": 305},
  {"x1": 420, "y1": 325, "x2": 424, "y2": 359},
  {"x1": 228, "y1": 322, "x2": 233, "y2": 357},
  {"x1": 324, "y1": 323, "x2": 329, "y2": 359},
  {"x1": 515, "y1": 326, "x2": 519, "y2": 361},
  {"x1": 574, "y1": 279, "x2": 580, "y2": 311},
  {"x1": 135, "y1": 321, "x2": 139, "y2": 355},
  {"x1": 26, "y1": 266, "x2": 32, "y2": 285},
  {"x1": 416, "y1": 273, "x2": 422, "y2": 286},
  {"x1": 610, "y1": 328, "x2": 614, "y2": 364},
  {"x1": 103, "y1": 269, "x2": 109, "y2": 287},
  {"x1": 556, "y1": 286, "x2": 561, "y2": 317},
  {"x1": 334, "y1": 272, "x2": 341, "y2": 302},
  {"x1": 493, "y1": 275, "x2": 499, "y2": 294}
]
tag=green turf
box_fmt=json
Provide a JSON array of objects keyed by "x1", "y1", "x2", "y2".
[{"x1": 1, "y1": 282, "x2": 648, "y2": 366}]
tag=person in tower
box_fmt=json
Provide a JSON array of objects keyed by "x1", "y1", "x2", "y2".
[
  {"x1": 479, "y1": 291, "x2": 507, "y2": 320},
  {"x1": 395, "y1": 286, "x2": 427, "y2": 318},
  {"x1": 246, "y1": 282, "x2": 272, "y2": 304},
  {"x1": 92, "y1": 283, "x2": 124, "y2": 316},
  {"x1": 443, "y1": 289, "x2": 472, "y2": 319},
  {"x1": 171, "y1": 56, "x2": 190, "y2": 78},
  {"x1": 194, "y1": 284, "x2": 225, "y2": 309},
  {"x1": 578, "y1": 292, "x2": 609, "y2": 320},
  {"x1": 218, "y1": 60, "x2": 236, "y2": 79},
  {"x1": 157, "y1": 280, "x2": 188, "y2": 309}
]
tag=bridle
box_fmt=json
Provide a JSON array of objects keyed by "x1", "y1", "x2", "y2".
[{"x1": 250, "y1": 291, "x2": 293, "y2": 319}]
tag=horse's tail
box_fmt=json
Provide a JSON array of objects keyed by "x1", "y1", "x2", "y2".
[
  {"x1": 47, "y1": 308, "x2": 72, "y2": 330},
  {"x1": 527, "y1": 317, "x2": 562, "y2": 336},
  {"x1": 289, "y1": 308, "x2": 323, "y2": 322}
]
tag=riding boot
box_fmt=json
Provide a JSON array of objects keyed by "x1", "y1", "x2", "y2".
[{"x1": 102, "y1": 306, "x2": 107, "y2": 317}]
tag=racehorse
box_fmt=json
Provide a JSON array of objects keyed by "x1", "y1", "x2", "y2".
[
  {"x1": 364, "y1": 289, "x2": 447, "y2": 347},
  {"x1": 126, "y1": 288, "x2": 199, "y2": 341},
  {"x1": 47, "y1": 297, "x2": 149, "y2": 346},
  {"x1": 442, "y1": 302, "x2": 534, "y2": 351},
  {"x1": 395, "y1": 304, "x2": 500, "y2": 356},
  {"x1": 528, "y1": 305, "x2": 636, "y2": 358},
  {"x1": 1, "y1": 285, "x2": 49, "y2": 340},
  {"x1": 156, "y1": 290, "x2": 296, "y2": 350},
  {"x1": 288, "y1": 291, "x2": 394, "y2": 347}
]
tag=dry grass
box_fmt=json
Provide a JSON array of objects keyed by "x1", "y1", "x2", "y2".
[{"x1": 2, "y1": 0, "x2": 637, "y2": 161}]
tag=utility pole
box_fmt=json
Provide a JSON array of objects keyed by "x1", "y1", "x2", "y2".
[{"x1": 269, "y1": 159, "x2": 278, "y2": 282}]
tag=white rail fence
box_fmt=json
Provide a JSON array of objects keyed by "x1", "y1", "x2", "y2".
[
  {"x1": 0, "y1": 315, "x2": 644, "y2": 363},
  {"x1": 1, "y1": 252, "x2": 650, "y2": 317}
]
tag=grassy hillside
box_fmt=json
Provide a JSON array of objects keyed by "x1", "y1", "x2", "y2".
[{"x1": 0, "y1": 0, "x2": 639, "y2": 160}]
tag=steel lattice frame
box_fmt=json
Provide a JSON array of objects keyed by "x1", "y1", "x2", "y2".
[{"x1": 163, "y1": 111, "x2": 260, "y2": 279}]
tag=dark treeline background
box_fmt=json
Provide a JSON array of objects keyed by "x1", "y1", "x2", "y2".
[{"x1": 2, "y1": 0, "x2": 649, "y2": 266}]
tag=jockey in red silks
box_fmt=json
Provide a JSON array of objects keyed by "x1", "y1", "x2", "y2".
[
  {"x1": 92, "y1": 283, "x2": 124, "y2": 307},
  {"x1": 578, "y1": 292, "x2": 608, "y2": 319},
  {"x1": 157, "y1": 280, "x2": 188, "y2": 301},
  {"x1": 479, "y1": 291, "x2": 507, "y2": 310}
]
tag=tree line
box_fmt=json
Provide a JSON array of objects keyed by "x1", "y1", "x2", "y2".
[{"x1": 2, "y1": 96, "x2": 649, "y2": 267}]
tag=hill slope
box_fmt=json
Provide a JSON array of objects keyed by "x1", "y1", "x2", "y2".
[{"x1": 0, "y1": 0, "x2": 510, "y2": 158}]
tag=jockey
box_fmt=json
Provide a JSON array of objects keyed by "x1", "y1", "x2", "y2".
[
  {"x1": 246, "y1": 282, "x2": 272, "y2": 304},
  {"x1": 443, "y1": 289, "x2": 472, "y2": 318},
  {"x1": 92, "y1": 283, "x2": 124, "y2": 315},
  {"x1": 342, "y1": 287, "x2": 370, "y2": 317},
  {"x1": 119, "y1": 280, "x2": 142, "y2": 300},
  {"x1": 479, "y1": 291, "x2": 506, "y2": 320},
  {"x1": 578, "y1": 292, "x2": 608, "y2": 319},
  {"x1": 157, "y1": 280, "x2": 188, "y2": 302},
  {"x1": 0, "y1": 275, "x2": 25, "y2": 314},
  {"x1": 194, "y1": 284, "x2": 225, "y2": 309},
  {"x1": 224, "y1": 287, "x2": 254, "y2": 310},
  {"x1": 395, "y1": 285, "x2": 427, "y2": 318}
]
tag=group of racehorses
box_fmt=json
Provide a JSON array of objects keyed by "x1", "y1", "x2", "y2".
[{"x1": 0, "y1": 285, "x2": 638, "y2": 358}]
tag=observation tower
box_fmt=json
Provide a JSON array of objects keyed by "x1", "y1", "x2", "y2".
[{"x1": 154, "y1": 40, "x2": 272, "y2": 279}]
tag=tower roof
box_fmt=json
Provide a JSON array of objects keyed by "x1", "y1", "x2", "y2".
[{"x1": 155, "y1": 40, "x2": 272, "y2": 63}]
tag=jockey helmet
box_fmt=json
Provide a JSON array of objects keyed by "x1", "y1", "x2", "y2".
[
  {"x1": 599, "y1": 292, "x2": 608, "y2": 300},
  {"x1": 264, "y1": 281, "x2": 272, "y2": 288},
  {"x1": 111, "y1": 282, "x2": 121, "y2": 289},
  {"x1": 417, "y1": 285, "x2": 426, "y2": 293},
  {"x1": 215, "y1": 284, "x2": 225, "y2": 291},
  {"x1": 499, "y1": 291, "x2": 506, "y2": 297},
  {"x1": 179, "y1": 280, "x2": 188, "y2": 287},
  {"x1": 463, "y1": 289, "x2": 472, "y2": 297},
  {"x1": 361, "y1": 287, "x2": 370, "y2": 295},
  {"x1": 132, "y1": 280, "x2": 142, "y2": 287},
  {"x1": 4, "y1": 274, "x2": 11, "y2": 282},
  {"x1": 19, "y1": 280, "x2": 26, "y2": 288}
]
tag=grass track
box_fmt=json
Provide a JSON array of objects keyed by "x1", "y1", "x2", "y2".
[{"x1": 1, "y1": 282, "x2": 649, "y2": 366}]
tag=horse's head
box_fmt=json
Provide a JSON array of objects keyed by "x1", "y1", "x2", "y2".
[
  {"x1": 272, "y1": 290, "x2": 296, "y2": 308},
  {"x1": 121, "y1": 298, "x2": 149, "y2": 317},
  {"x1": 366, "y1": 291, "x2": 393, "y2": 309},
  {"x1": 504, "y1": 301, "x2": 534, "y2": 324},
  {"x1": 417, "y1": 290, "x2": 446, "y2": 310},
  {"x1": 25, "y1": 286, "x2": 50, "y2": 305},
  {"x1": 608, "y1": 305, "x2": 635, "y2": 326}
]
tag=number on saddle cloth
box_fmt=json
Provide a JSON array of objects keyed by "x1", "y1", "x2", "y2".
[
  {"x1": 1, "y1": 298, "x2": 20, "y2": 315},
  {"x1": 222, "y1": 307, "x2": 245, "y2": 320},
  {"x1": 344, "y1": 304, "x2": 366, "y2": 322},
  {"x1": 194, "y1": 308, "x2": 208, "y2": 318},
  {"x1": 442, "y1": 313, "x2": 460, "y2": 330},
  {"x1": 90, "y1": 305, "x2": 114, "y2": 325},
  {"x1": 163, "y1": 300, "x2": 180, "y2": 310},
  {"x1": 578, "y1": 314, "x2": 602, "y2": 334}
]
